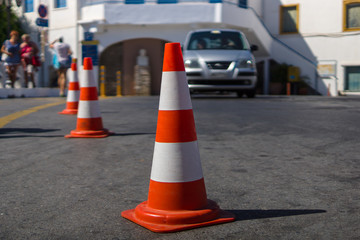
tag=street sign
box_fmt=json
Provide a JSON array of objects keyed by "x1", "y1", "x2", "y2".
[
  {"x1": 84, "y1": 32, "x2": 94, "y2": 41},
  {"x1": 36, "y1": 18, "x2": 48, "y2": 27},
  {"x1": 38, "y1": 4, "x2": 47, "y2": 18},
  {"x1": 81, "y1": 40, "x2": 100, "y2": 45},
  {"x1": 288, "y1": 66, "x2": 300, "y2": 82},
  {"x1": 82, "y1": 45, "x2": 98, "y2": 66},
  {"x1": 317, "y1": 60, "x2": 337, "y2": 78}
]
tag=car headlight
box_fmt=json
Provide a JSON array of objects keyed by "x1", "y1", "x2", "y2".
[
  {"x1": 185, "y1": 59, "x2": 201, "y2": 68},
  {"x1": 237, "y1": 59, "x2": 255, "y2": 69}
]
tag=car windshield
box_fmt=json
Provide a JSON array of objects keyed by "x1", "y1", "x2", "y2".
[{"x1": 187, "y1": 31, "x2": 249, "y2": 50}]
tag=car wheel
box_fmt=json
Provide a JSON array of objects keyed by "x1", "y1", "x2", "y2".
[
  {"x1": 236, "y1": 91, "x2": 244, "y2": 98},
  {"x1": 245, "y1": 89, "x2": 256, "y2": 98}
]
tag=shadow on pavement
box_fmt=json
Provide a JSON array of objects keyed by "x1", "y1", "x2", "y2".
[
  {"x1": 112, "y1": 132, "x2": 155, "y2": 136},
  {"x1": 0, "y1": 128, "x2": 61, "y2": 138},
  {"x1": 228, "y1": 209, "x2": 326, "y2": 221},
  {"x1": 191, "y1": 94, "x2": 289, "y2": 100},
  {"x1": 0, "y1": 128, "x2": 60, "y2": 134}
]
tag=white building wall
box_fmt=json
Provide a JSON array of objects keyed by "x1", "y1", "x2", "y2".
[
  {"x1": 81, "y1": 3, "x2": 219, "y2": 25},
  {"x1": 262, "y1": 0, "x2": 343, "y2": 34},
  {"x1": 48, "y1": 1, "x2": 78, "y2": 57},
  {"x1": 95, "y1": 24, "x2": 193, "y2": 53},
  {"x1": 263, "y1": 0, "x2": 279, "y2": 34},
  {"x1": 79, "y1": 4, "x2": 105, "y2": 22},
  {"x1": 262, "y1": 0, "x2": 360, "y2": 95},
  {"x1": 299, "y1": 0, "x2": 342, "y2": 34},
  {"x1": 50, "y1": 1, "x2": 77, "y2": 30},
  {"x1": 248, "y1": 0, "x2": 263, "y2": 18}
]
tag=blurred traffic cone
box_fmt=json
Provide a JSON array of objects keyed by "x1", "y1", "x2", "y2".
[
  {"x1": 121, "y1": 43, "x2": 235, "y2": 232},
  {"x1": 59, "y1": 59, "x2": 80, "y2": 114},
  {"x1": 327, "y1": 84, "x2": 331, "y2": 96},
  {"x1": 65, "y1": 57, "x2": 111, "y2": 138}
]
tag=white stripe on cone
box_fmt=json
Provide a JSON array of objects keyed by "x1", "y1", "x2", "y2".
[
  {"x1": 77, "y1": 100, "x2": 101, "y2": 118},
  {"x1": 67, "y1": 90, "x2": 80, "y2": 102},
  {"x1": 150, "y1": 141, "x2": 203, "y2": 183},
  {"x1": 80, "y1": 71, "x2": 97, "y2": 87},
  {"x1": 66, "y1": 65, "x2": 79, "y2": 101},
  {"x1": 69, "y1": 67, "x2": 78, "y2": 83},
  {"x1": 158, "y1": 71, "x2": 193, "y2": 111}
]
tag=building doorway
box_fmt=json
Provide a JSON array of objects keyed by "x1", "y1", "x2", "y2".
[
  {"x1": 99, "y1": 42, "x2": 123, "y2": 96},
  {"x1": 99, "y1": 38, "x2": 168, "y2": 96}
]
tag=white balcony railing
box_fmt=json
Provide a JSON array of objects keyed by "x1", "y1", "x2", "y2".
[
  {"x1": 81, "y1": 0, "x2": 247, "y2": 7},
  {"x1": 83, "y1": 0, "x2": 212, "y2": 6}
]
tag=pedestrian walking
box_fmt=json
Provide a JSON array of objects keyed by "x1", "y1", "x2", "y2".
[
  {"x1": 20, "y1": 34, "x2": 40, "y2": 88},
  {"x1": 1, "y1": 30, "x2": 21, "y2": 88},
  {"x1": 50, "y1": 37, "x2": 72, "y2": 97}
]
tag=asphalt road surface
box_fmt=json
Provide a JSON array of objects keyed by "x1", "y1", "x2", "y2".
[{"x1": 0, "y1": 95, "x2": 359, "y2": 239}]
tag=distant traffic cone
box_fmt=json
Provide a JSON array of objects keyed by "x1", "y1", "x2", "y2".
[
  {"x1": 65, "y1": 57, "x2": 111, "y2": 138},
  {"x1": 59, "y1": 59, "x2": 80, "y2": 114},
  {"x1": 327, "y1": 84, "x2": 331, "y2": 96},
  {"x1": 121, "y1": 43, "x2": 235, "y2": 232}
]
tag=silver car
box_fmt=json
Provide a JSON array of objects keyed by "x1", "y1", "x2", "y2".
[{"x1": 183, "y1": 29, "x2": 258, "y2": 97}]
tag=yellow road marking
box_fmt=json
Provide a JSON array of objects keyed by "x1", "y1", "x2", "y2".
[{"x1": 0, "y1": 101, "x2": 65, "y2": 128}]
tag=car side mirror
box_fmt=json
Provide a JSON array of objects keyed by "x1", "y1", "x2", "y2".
[{"x1": 250, "y1": 44, "x2": 258, "y2": 52}]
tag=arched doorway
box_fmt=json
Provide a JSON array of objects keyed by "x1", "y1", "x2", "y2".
[
  {"x1": 99, "y1": 38, "x2": 168, "y2": 96},
  {"x1": 99, "y1": 42, "x2": 123, "y2": 96}
]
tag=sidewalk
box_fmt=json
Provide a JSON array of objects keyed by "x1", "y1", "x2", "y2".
[{"x1": 0, "y1": 88, "x2": 60, "y2": 99}]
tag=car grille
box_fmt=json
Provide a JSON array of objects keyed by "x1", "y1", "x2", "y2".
[
  {"x1": 188, "y1": 80, "x2": 251, "y2": 85},
  {"x1": 186, "y1": 72, "x2": 202, "y2": 77},
  {"x1": 206, "y1": 61, "x2": 232, "y2": 70},
  {"x1": 238, "y1": 72, "x2": 256, "y2": 76}
]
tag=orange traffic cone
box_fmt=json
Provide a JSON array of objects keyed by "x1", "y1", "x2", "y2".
[
  {"x1": 59, "y1": 59, "x2": 80, "y2": 114},
  {"x1": 121, "y1": 43, "x2": 235, "y2": 232},
  {"x1": 65, "y1": 57, "x2": 111, "y2": 138},
  {"x1": 327, "y1": 84, "x2": 331, "y2": 96}
]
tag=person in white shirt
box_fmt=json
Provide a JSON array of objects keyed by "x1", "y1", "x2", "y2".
[{"x1": 50, "y1": 37, "x2": 72, "y2": 97}]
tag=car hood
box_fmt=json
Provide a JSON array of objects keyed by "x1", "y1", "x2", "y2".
[{"x1": 183, "y1": 50, "x2": 253, "y2": 61}]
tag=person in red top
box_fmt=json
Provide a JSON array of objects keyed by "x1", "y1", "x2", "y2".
[{"x1": 20, "y1": 34, "x2": 39, "y2": 88}]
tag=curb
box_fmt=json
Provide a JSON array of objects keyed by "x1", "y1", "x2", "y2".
[{"x1": 0, "y1": 88, "x2": 60, "y2": 99}]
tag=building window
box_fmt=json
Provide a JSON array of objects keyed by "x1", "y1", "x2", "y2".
[
  {"x1": 55, "y1": 0, "x2": 66, "y2": 8},
  {"x1": 158, "y1": 0, "x2": 177, "y2": 3},
  {"x1": 280, "y1": 4, "x2": 299, "y2": 34},
  {"x1": 343, "y1": 0, "x2": 360, "y2": 31},
  {"x1": 24, "y1": 0, "x2": 34, "y2": 12},
  {"x1": 345, "y1": 66, "x2": 360, "y2": 91},
  {"x1": 125, "y1": 0, "x2": 145, "y2": 4},
  {"x1": 238, "y1": 0, "x2": 247, "y2": 8}
]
